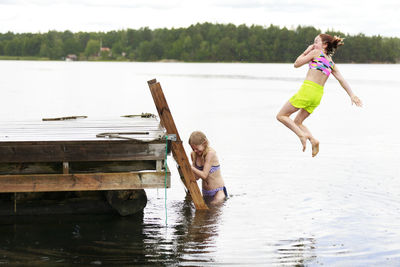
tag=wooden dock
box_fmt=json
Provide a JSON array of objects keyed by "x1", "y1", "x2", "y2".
[
  {"x1": 0, "y1": 79, "x2": 208, "y2": 214},
  {"x1": 0, "y1": 116, "x2": 171, "y2": 193}
]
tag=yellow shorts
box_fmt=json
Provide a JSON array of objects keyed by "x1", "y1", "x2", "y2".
[{"x1": 289, "y1": 80, "x2": 324, "y2": 114}]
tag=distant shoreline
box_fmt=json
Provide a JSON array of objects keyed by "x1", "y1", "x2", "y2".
[
  {"x1": 1, "y1": 24, "x2": 399, "y2": 63},
  {"x1": 0, "y1": 56, "x2": 51, "y2": 61}
]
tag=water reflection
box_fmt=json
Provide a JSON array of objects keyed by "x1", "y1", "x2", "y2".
[
  {"x1": 167, "y1": 195, "x2": 224, "y2": 265},
  {"x1": 0, "y1": 213, "x2": 148, "y2": 265},
  {"x1": 273, "y1": 237, "x2": 317, "y2": 266},
  {"x1": 0, "y1": 197, "x2": 225, "y2": 266}
]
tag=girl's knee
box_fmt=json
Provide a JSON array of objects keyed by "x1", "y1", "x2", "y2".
[{"x1": 276, "y1": 114, "x2": 285, "y2": 122}]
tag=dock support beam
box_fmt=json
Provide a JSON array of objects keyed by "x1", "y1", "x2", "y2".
[
  {"x1": 0, "y1": 171, "x2": 170, "y2": 192},
  {"x1": 148, "y1": 79, "x2": 208, "y2": 210}
]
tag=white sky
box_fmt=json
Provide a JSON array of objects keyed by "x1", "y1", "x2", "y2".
[{"x1": 0, "y1": 0, "x2": 399, "y2": 37}]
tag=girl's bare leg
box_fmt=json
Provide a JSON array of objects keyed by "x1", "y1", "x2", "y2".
[
  {"x1": 294, "y1": 109, "x2": 319, "y2": 157},
  {"x1": 210, "y1": 190, "x2": 226, "y2": 205},
  {"x1": 276, "y1": 101, "x2": 308, "y2": 152}
]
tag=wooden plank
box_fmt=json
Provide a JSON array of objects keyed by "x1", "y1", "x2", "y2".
[
  {"x1": 0, "y1": 117, "x2": 164, "y2": 142},
  {"x1": 0, "y1": 142, "x2": 166, "y2": 163},
  {"x1": 0, "y1": 171, "x2": 170, "y2": 193},
  {"x1": 0, "y1": 161, "x2": 156, "y2": 175},
  {"x1": 0, "y1": 162, "x2": 62, "y2": 175},
  {"x1": 148, "y1": 79, "x2": 208, "y2": 210},
  {"x1": 156, "y1": 160, "x2": 163, "y2": 172},
  {"x1": 69, "y1": 161, "x2": 156, "y2": 173}
]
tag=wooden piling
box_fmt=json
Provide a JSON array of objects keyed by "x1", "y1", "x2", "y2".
[{"x1": 148, "y1": 79, "x2": 208, "y2": 210}]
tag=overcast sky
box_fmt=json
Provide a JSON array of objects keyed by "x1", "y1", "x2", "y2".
[{"x1": 0, "y1": 0, "x2": 399, "y2": 37}]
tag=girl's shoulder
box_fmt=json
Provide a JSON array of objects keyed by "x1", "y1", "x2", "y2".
[
  {"x1": 325, "y1": 54, "x2": 335, "y2": 66},
  {"x1": 203, "y1": 147, "x2": 220, "y2": 166},
  {"x1": 208, "y1": 147, "x2": 217, "y2": 154},
  {"x1": 205, "y1": 147, "x2": 218, "y2": 160},
  {"x1": 320, "y1": 50, "x2": 333, "y2": 61}
]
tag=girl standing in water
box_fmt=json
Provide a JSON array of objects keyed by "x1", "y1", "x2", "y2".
[
  {"x1": 189, "y1": 131, "x2": 227, "y2": 205},
  {"x1": 276, "y1": 34, "x2": 363, "y2": 157}
]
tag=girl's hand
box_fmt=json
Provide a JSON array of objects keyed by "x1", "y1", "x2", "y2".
[
  {"x1": 303, "y1": 44, "x2": 314, "y2": 55},
  {"x1": 351, "y1": 95, "x2": 363, "y2": 107}
]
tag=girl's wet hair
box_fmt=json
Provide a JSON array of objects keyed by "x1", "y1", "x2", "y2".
[
  {"x1": 189, "y1": 131, "x2": 208, "y2": 146},
  {"x1": 189, "y1": 131, "x2": 210, "y2": 160},
  {"x1": 319, "y1": 34, "x2": 344, "y2": 56}
]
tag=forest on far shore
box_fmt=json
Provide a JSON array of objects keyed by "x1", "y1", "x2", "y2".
[{"x1": 0, "y1": 23, "x2": 399, "y2": 63}]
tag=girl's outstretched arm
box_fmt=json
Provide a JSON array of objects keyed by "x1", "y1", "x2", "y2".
[
  {"x1": 294, "y1": 45, "x2": 319, "y2": 68},
  {"x1": 332, "y1": 66, "x2": 363, "y2": 107}
]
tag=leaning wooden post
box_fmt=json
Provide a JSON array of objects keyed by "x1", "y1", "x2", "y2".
[{"x1": 147, "y1": 79, "x2": 208, "y2": 210}]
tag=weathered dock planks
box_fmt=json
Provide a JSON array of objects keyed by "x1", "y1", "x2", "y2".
[
  {"x1": 0, "y1": 117, "x2": 163, "y2": 142},
  {"x1": 0, "y1": 141, "x2": 166, "y2": 163},
  {"x1": 0, "y1": 116, "x2": 170, "y2": 193},
  {"x1": 0, "y1": 171, "x2": 169, "y2": 193}
]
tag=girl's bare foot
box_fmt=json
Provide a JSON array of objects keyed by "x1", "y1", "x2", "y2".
[
  {"x1": 300, "y1": 136, "x2": 307, "y2": 152},
  {"x1": 311, "y1": 139, "x2": 319, "y2": 157}
]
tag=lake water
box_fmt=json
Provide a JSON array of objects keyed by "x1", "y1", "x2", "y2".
[{"x1": 0, "y1": 60, "x2": 399, "y2": 266}]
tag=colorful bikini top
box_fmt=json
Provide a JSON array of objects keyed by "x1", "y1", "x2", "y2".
[
  {"x1": 309, "y1": 51, "x2": 334, "y2": 76},
  {"x1": 195, "y1": 163, "x2": 220, "y2": 174}
]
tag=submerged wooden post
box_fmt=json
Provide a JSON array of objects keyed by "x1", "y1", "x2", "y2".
[{"x1": 147, "y1": 79, "x2": 208, "y2": 210}]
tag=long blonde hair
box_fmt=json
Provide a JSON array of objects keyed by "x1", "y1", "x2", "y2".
[{"x1": 188, "y1": 131, "x2": 210, "y2": 162}]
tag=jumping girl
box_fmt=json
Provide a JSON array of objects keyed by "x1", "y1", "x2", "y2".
[
  {"x1": 276, "y1": 34, "x2": 363, "y2": 157},
  {"x1": 189, "y1": 131, "x2": 227, "y2": 205}
]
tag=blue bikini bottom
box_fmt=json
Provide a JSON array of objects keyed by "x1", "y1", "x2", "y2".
[{"x1": 202, "y1": 186, "x2": 228, "y2": 198}]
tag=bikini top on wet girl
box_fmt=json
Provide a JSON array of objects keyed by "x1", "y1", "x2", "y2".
[
  {"x1": 195, "y1": 163, "x2": 220, "y2": 174},
  {"x1": 309, "y1": 51, "x2": 334, "y2": 76}
]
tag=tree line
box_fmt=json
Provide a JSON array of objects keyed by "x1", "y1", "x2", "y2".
[{"x1": 0, "y1": 23, "x2": 399, "y2": 63}]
